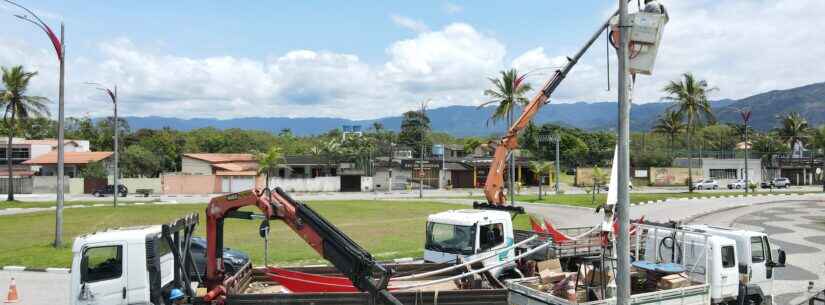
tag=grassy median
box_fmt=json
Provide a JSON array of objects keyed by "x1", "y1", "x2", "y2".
[{"x1": 0, "y1": 200, "x2": 532, "y2": 268}]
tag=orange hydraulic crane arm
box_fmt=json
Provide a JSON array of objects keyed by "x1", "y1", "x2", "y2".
[
  {"x1": 203, "y1": 188, "x2": 400, "y2": 305},
  {"x1": 480, "y1": 4, "x2": 626, "y2": 209}
]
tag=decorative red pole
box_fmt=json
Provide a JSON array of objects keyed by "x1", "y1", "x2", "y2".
[{"x1": 4, "y1": 0, "x2": 66, "y2": 247}]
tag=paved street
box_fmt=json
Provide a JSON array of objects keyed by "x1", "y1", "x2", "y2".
[
  {"x1": 0, "y1": 270, "x2": 69, "y2": 305},
  {"x1": 693, "y1": 199, "x2": 825, "y2": 305}
]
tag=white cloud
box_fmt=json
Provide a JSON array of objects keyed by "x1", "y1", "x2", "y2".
[
  {"x1": 390, "y1": 14, "x2": 430, "y2": 33},
  {"x1": 443, "y1": 2, "x2": 463, "y2": 14},
  {"x1": 2, "y1": 0, "x2": 824, "y2": 120}
]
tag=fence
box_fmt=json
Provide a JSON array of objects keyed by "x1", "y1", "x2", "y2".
[
  {"x1": 0, "y1": 177, "x2": 33, "y2": 194},
  {"x1": 162, "y1": 174, "x2": 218, "y2": 194},
  {"x1": 271, "y1": 176, "x2": 340, "y2": 192}
]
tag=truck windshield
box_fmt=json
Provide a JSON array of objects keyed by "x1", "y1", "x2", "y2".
[{"x1": 426, "y1": 222, "x2": 475, "y2": 255}]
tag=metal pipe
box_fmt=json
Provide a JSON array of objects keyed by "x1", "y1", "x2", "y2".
[
  {"x1": 616, "y1": 0, "x2": 632, "y2": 303},
  {"x1": 393, "y1": 235, "x2": 538, "y2": 280},
  {"x1": 392, "y1": 241, "x2": 553, "y2": 290},
  {"x1": 113, "y1": 86, "x2": 118, "y2": 208}
]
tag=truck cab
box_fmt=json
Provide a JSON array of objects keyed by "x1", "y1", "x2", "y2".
[
  {"x1": 686, "y1": 225, "x2": 786, "y2": 304},
  {"x1": 71, "y1": 225, "x2": 176, "y2": 305},
  {"x1": 424, "y1": 210, "x2": 516, "y2": 277}
]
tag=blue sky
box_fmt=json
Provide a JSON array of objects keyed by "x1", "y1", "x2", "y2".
[
  {"x1": 1, "y1": 1, "x2": 824, "y2": 119},
  {"x1": 3, "y1": 1, "x2": 606, "y2": 63}
]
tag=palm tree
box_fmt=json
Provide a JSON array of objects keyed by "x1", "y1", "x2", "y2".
[
  {"x1": 652, "y1": 110, "x2": 686, "y2": 160},
  {"x1": 1, "y1": 66, "x2": 51, "y2": 201},
  {"x1": 255, "y1": 145, "x2": 286, "y2": 190},
  {"x1": 481, "y1": 69, "x2": 532, "y2": 203},
  {"x1": 529, "y1": 160, "x2": 554, "y2": 200},
  {"x1": 663, "y1": 73, "x2": 716, "y2": 192},
  {"x1": 775, "y1": 112, "x2": 810, "y2": 154},
  {"x1": 480, "y1": 69, "x2": 533, "y2": 126}
]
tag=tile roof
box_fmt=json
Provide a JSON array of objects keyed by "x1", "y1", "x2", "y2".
[
  {"x1": 215, "y1": 170, "x2": 257, "y2": 176},
  {"x1": 23, "y1": 151, "x2": 113, "y2": 165},
  {"x1": 183, "y1": 153, "x2": 255, "y2": 163}
]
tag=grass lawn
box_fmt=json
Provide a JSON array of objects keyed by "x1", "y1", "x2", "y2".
[
  {"x1": 0, "y1": 199, "x2": 529, "y2": 269},
  {"x1": 512, "y1": 191, "x2": 807, "y2": 208},
  {"x1": 0, "y1": 200, "x2": 157, "y2": 209}
]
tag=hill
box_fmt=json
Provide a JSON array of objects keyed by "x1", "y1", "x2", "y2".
[{"x1": 123, "y1": 82, "x2": 825, "y2": 136}]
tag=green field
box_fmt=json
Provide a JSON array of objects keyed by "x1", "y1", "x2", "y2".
[
  {"x1": 0, "y1": 200, "x2": 122, "y2": 209},
  {"x1": 0, "y1": 200, "x2": 532, "y2": 268}
]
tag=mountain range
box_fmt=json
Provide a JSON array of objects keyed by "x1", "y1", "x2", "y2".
[{"x1": 123, "y1": 82, "x2": 825, "y2": 137}]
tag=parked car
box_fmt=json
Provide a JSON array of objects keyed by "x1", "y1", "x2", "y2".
[
  {"x1": 727, "y1": 179, "x2": 754, "y2": 189},
  {"x1": 693, "y1": 179, "x2": 719, "y2": 190},
  {"x1": 772, "y1": 177, "x2": 791, "y2": 188},
  {"x1": 189, "y1": 237, "x2": 250, "y2": 281},
  {"x1": 92, "y1": 184, "x2": 128, "y2": 197}
]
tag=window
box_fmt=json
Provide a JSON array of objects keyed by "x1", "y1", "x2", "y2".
[
  {"x1": 751, "y1": 236, "x2": 765, "y2": 263},
  {"x1": 82, "y1": 246, "x2": 123, "y2": 283},
  {"x1": 478, "y1": 223, "x2": 505, "y2": 251},
  {"x1": 709, "y1": 169, "x2": 738, "y2": 179},
  {"x1": 721, "y1": 246, "x2": 736, "y2": 268},
  {"x1": 426, "y1": 222, "x2": 475, "y2": 255}
]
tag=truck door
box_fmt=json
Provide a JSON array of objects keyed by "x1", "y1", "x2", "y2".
[
  {"x1": 749, "y1": 236, "x2": 770, "y2": 293},
  {"x1": 76, "y1": 244, "x2": 128, "y2": 305},
  {"x1": 719, "y1": 245, "x2": 740, "y2": 298},
  {"x1": 476, "y1": 222, "x2": 511, "y2": 277}
]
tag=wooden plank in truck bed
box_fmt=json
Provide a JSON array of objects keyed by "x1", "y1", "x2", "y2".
[{"x1": 506, "y1": 277, "x2": 710, "y2": 305}]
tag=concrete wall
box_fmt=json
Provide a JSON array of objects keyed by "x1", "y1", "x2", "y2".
[
  {"x1": 69, "y1": 178, "x2": 84, "y2": 195},
  {"x1": 181, "y1": 157, "x2": 213, "y2": 175},
  {"x1": 271, "y1": 176, "x2": 340, "y2": 192},
  {"x1": 699, "y1": 158, "x2": 762, "y2": 183},
  {"x1": 32, "y1": 176, "x2": 72, "y2": 193},
  {"x1": 161, "y1": 174, "x2": 218, "y2": 194},
  {"x1": 0, "y1": 177, "x2": 33, "y2": 194},
  {"x1": 373, "y1": 168, "x2": 411, "y2": 191},
  {"x1": 649, "y1": 167, "x2": 704, "y2": 186},
  {"x1": 107, "y1": 176, "x2": 162, "y2": 194},
  {"x1": 361, "y1": 176, "x2": 373, "y2": 192}
]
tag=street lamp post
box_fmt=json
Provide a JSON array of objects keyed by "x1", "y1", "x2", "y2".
[
  {"x1": 87, "y1": 83, "x2": 118, "y2": 207},
  {"x1": 4, "y1": 0, "x2": 66, "y2": 247},
  {"x1": 419, "y1": 100, "x2": 430, "y2": 199},
  {"x1": 616, "y1": 0, "x2": 632, "y2": 303},
  {"x1": 740, "y1": 110, "x2": 752, "y2": 194}
]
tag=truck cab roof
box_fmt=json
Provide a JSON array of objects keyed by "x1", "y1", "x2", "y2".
[
  {"x1": 427, "y1": 209, "x2": 511, "y2": 226},
  {"x1": 684, "y1": 224, "x2": 766, "y2": 238},
  {"x1": 72, "y1": 225, "x2": 162, "y2": 252}
]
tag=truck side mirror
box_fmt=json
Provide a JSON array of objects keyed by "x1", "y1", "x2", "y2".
[{"x1": 776, "y1": 249, "x2": 786, "y2": 266}]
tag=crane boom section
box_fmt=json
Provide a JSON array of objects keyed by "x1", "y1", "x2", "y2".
[{"x1": 483, "y1": 7, "x2": 622, "y2": 206}]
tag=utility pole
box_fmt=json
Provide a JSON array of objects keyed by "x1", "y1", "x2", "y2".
[
  {"x1": 86, "y1": 83, "x2": 118, "y2": 207},
  {"x1": 6, "y1": 0, "x2": 68, "y2": 247},
  {"x1": 419, "y1": 100, "x2": 430, "y2": 199},
  {"x1": 555, "y1": 134, "x2": 561, "y2": 194},
  {"x1": 616, "y1": 0, "x2": 631, "y2": 304},
  {"x1": 740, "y1": 110, "x2": 751, "y2": 194}
]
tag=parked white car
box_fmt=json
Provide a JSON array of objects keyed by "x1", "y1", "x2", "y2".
[
  {"x1": 727, "y1": 179, "x2": 754, "y2": 189},
  {"x1": 693, "y1": 178, "x2": 719, "y2": 190},
  {"x1": 771, "y1": 177, "x2": 791, "y2": 188}
]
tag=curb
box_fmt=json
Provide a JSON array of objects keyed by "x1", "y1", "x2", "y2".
[{"x1": 2, "y1": 266, "x2": 72, "y2": 273}]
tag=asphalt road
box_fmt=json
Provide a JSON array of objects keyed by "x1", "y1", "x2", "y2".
[
  {"x1": 692, "y1": 199, "x2": 825, "y2": 305},
  {"x1": 0, "y1": 270, "x2": 69, "y2": 305}
]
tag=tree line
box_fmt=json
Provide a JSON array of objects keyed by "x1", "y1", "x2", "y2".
[{"x1": 4, "y1": 65, "x2": 825, "y2": 183}]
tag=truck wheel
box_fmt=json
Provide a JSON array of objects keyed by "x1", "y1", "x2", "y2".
[{"x1": 93, "y1": 191, "x2": 101, "y2": 197}]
